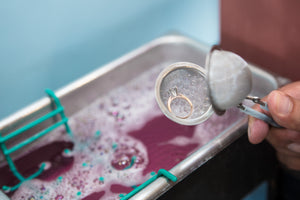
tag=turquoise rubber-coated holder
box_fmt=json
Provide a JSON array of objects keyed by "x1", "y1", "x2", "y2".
[
  {"x1": 45, "y1": 89, "x2": 72, "y2": 135},
  {"x1": 0, "y1": 89, "x2": 72, "y2": 192},
  {"x1": 120, "y1": 169, "x2": 177, "y2": 200}
]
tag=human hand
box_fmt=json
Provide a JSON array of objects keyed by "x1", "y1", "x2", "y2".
[{"x1": 248, "y1": 81, "x2": 300, "y2": 170}]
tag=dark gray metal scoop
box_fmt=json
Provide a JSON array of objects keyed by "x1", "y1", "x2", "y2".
[{"x1": 206, "y1": 47, "x2": 281, "y2": 128}]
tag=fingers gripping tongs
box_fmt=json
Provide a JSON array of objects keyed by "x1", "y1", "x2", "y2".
[{"x1": 237, "y1": 96, "x2": 282, "y2": 128}]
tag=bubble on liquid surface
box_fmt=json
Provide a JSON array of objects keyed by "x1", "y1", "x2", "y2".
[{"x1": 111, "y1": 145, "x2": 144, "y2": 170}]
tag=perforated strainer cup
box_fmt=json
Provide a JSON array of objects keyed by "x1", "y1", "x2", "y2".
[
  {"x1": 155, "y1": 50, "x2": 281, "y2": 128},
  {"x1": 155, "y1": 62, "x2": 214, "y2": 126}
]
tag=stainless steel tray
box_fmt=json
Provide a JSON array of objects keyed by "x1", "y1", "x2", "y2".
[{"x1": 0, "y1": 35, "x2": 285, "y2": 199}]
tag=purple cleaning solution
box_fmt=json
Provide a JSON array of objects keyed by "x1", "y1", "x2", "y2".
[{"x1": 0, "y1": 63, "x2": 244, "y2": 200}]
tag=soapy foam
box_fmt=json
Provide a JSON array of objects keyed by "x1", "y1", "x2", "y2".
[
  {"x1": 9, "y1": 61, "x2": 245, "y2": 199},
  {"x1": 10, "y1": 63, "x2": 167, "y2": 199}
]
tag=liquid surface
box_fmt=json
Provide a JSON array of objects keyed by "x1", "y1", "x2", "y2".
[{"x1": 1, "y1": 62, "x2": 244, "y2": 199}]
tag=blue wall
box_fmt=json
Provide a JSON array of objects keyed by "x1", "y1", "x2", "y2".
[
  {"x1": 0, "y1": 2, "x2": 268, "y2": 199},
  {"x1": 0, "y1": 0, "x2": 219, "y2": 120}
]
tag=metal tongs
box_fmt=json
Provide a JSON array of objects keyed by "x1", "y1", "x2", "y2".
[
  {"x1": 206, "y1": 46, "x2": 282, "y2": 128},
  {"x1": 238, "y1": 96, "x2": 281, "y2": 128}
]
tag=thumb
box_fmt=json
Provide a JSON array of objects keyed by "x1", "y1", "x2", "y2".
[{"x1": 267, "y1": 90, "x2": 300, "y2": 131}]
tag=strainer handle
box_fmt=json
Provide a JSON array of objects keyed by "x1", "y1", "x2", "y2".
[{"x1": 238, "y1": 104, "x2": 283, "y2": 128}]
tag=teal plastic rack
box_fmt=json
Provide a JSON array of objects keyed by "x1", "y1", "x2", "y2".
[
  {"x1": 0, "y1": 89, "x2": 72, "y2": 192},
  {"x1": 120, "y1": 169, "x2": 177, "y2": 200}
]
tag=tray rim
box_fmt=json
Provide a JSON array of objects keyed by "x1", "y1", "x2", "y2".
[{"x1": 0, "y1": 34, "x2": 284, "y2": 199}]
